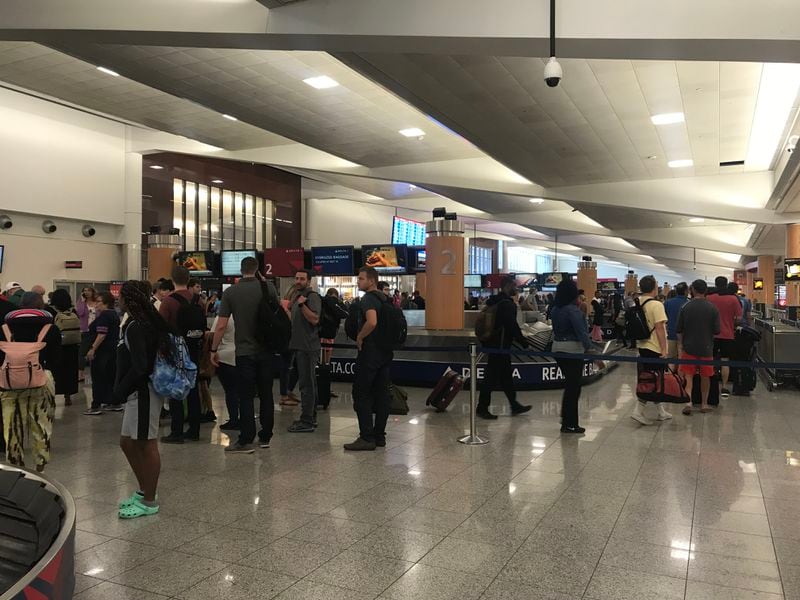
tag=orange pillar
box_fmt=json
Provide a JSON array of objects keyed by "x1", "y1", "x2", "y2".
[
  {"x1": 786, "y1": 224, "x2": 800, "y2": 305},
  {"x1": 624, "y1": 272, "x2": 638, "y2": 295},
  {"x1": 425, "y1": 220, "x2": 465, "y2": 330},
  {"x1": 146, "y1": 233, "x2": 181, "y2": 282},
  {"x1": 757, "y1": 255, "x2": 776, "y2": 307},
  {"x1": 746, "y1": 271, "x2": 755, "y2": 299},
  {"x1": 577, "y1": 259, "x2": 598, "y2": 315}
]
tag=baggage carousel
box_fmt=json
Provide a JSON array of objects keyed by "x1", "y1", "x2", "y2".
[{"x1": 327, "y1": 328, "x2": 622, "y2": 390}]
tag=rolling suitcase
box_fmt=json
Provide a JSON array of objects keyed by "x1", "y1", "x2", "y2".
[
  {"x1": 426, "y1": 367, "x2": 464, "y2": 413},
  {"x1": 316, "y1": 350, "x2": 332, "y2": 410},
  {"x1": 691, "y1": 373, "x2": 720, "y2": 406}
]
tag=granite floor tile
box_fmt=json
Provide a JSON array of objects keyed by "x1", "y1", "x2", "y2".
[
  {"x1": 358, "y1": 526, "x2": 444, "y2": 562},
  {"x1": 420, "y1": 537, "x2": 515, "y2": 578},
  {"x1": 178, "y1": 564, "x2": 296, "y2": 600},
  {"x1": 307, "y1": 549, "x2": 413, "y2": 596},
  {"x1": 688, "y1": 552, "x2": 782, "y2": 595},
  {"x1": 584, "y1": 565, "x2": 686, "y2": 600},
  {"x1": 380, "y1": 563, "x2": 492, "y2": 600},
  {"x1": 108, "y1": 550, "x2": 226, "y2": 597},
  {"x1": 238, "y1": 537, "x2": 340, "y2": 578}
]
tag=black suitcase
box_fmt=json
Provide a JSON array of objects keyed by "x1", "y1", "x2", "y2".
[
  {"x1": 316, "y1": 361, "x2": 332, "y2": 409},
  {"x1": 691, "y1": 373, "x2": 720, "y2": 406}
]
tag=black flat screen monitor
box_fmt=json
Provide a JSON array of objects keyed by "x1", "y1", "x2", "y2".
[
  {"x1": 786, "y1": 259, "x2": 800, "y2": 281},
  {"x1": 176, "y1": 251, "x2": 216, "y2": 277},
  {"x1": 221, "y1": 250, "x2": 256, "y2": 277},
  {"x1": 362, "y1": 244, "x2": 408, "y2": 274},
  {"x1": 464, "y1": 274, "x2": 482, "y2": 288},
  {"x1": 311, "y1": 246, "x2": 355, "y2": 276}
]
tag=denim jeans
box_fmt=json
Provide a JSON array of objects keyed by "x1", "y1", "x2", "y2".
[
  {"x1": 217, "y1": 362, "x2": 239, "y2": 424},
  {"x1": 352, "y1": 346, "x2": 392, "y2": 443},
  {"x1": 236, "y1": 353, "x2": 274, "y2": 445},
  {"x1": 294, "y1": 350, "x2": 318, "y2": 424},
  {"x1": 556, "y1": 357, "x2": 584, "y2": 428}
]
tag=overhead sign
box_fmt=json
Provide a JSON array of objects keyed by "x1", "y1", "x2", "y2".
[
  {"x1": 311, "y1": 246, "x2": 354, "y2": 276},
  {"x1": 264, "y1": 248, "x2": 304, "y2": 277},
  {"x1": 64, "y1": 261, "x2": 83, "y2": 269}
]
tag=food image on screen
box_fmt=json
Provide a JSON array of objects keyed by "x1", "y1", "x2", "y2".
[
  {"x1": 544, "y1": 273, "x2": 563, "y2": 285},
  {"x1": 754, "y1": 278, "x2": 764, "y2": 290},
  {"x1": 178, "y1": 252, "x2": 214, "y2": 276},
  {"x1": 362, "y1": 245, "x2": 407, "y2": 274},
  {"x1": 786, "y1": 259, "x2": 800, "y2": 280}
]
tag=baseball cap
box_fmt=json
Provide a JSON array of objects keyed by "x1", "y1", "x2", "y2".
[{"x1": 2, "y1": 282, "x2": 21, "y2": 294}]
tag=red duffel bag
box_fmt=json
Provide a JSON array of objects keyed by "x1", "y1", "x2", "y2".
[{"x1": 637, "y1": 369, "x2": 689, "y2": 404}]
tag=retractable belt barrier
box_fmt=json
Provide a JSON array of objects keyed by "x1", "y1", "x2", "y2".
[{"x1": 320, "y1": 340, "x2": 800, "y2": 447}]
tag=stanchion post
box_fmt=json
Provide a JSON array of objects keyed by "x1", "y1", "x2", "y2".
[{"x1": 458, "y1": 342, "x2": 489, "y2": 445}]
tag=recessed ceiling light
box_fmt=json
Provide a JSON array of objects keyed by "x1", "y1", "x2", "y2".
[
  {"x1": 222, "y1": 114, "x2": 237, "y2": 121},
  {"x1": 96, "y1": 66, "x2": 119, "y2": 77},
  {"x1": 303, "y1": 75, "x2": 339, "y2": 89},
  {"x1": 529, "y1": 198, "x2": 544, "y2": 204},
  {"x1": 651, "y1": 112, "x2": 685, "y2": 125},
  {"x1": 668, "y1": 159, "x2": 693, "y2": 168},
  {"x1": 149, "y1": 165, "x2": 164, "y2": 170},
  {"x1": 689, "y1": 217, "x2": 705, "y2": 223},
  {"x1": 399, "y1": 128, "x2": 425, "y2": 138},
  {"x1": 211, "y1": 179, "x2": 223, "y2": 184},
  {"x1": 647, "y1": 155, "x2": 657, "y2": 160}
]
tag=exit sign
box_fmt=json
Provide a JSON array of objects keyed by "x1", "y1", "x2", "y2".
[{"x1": 65, "y1": 261, "x2": 83, "y2": 269}]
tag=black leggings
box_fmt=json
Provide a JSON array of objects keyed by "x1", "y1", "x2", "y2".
[{"x1": 556, "y1": 357, "x2": 584, "y2": 428}]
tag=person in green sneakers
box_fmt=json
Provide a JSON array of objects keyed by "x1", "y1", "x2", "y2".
[{"x1": 114, "y1": 281, "x2": 173, "y2": 519}]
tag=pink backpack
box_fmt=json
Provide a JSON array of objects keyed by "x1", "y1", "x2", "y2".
[{"x1": 0, "y1": 323, "x2": 51, "y2": 390}]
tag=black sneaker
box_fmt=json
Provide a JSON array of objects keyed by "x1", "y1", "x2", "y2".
[
  {"x1": 288, "y1": 421, "x2": 315, "y2": 433},
  {"x1": 512, "y1": 405, "x2": 532, "y2": 416},
  {"x1": 560, "y1": 425, "x2": 586, "y2": 434},
  {"x1": 107, "y1": 405, "x2": 124, "y2": 412},
  {"x1": 375, "y1": 438, "x2": 387, "y2": 448},
  {"x1": 720, "y1": 388, "x2": 731, "y2": 398},
  {"x1": 259, "y1": 439, "x2": 271, "y2": 449},
  {"x1": 476, "y1": 410, "x2": 498, "y2": 420},
  {"x1": 344, "y1": 437, "x2": 376, "y2": 451},
  {"x1": 200, "y1": 411, "x2": 217, "y2": 423},
  {"x1": 183, "y1": 431, "x2": 200, "y2": 442},
  {"x1": 219, "y1": 421, "x2": 240, "y2": 431},
  {"x1": 225, "y1": 443, "x2": 255, "y2": 454},
  {"x1": 83, "y1": 408, "x2": 103, "y2": 416},
  {"x1": 160, "y1": 434, "x2": 184, "y2": 445}
]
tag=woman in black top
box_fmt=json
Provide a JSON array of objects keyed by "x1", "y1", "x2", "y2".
[
  {"x1": 590, "y1": 291, "x2": 605, "y2": 342},
  {"x1": 84, "y1": 292, "x2": 120, "y2": 415},
  {"x1": 50, "y1": 289, "x2": 80, "y2": 406}
]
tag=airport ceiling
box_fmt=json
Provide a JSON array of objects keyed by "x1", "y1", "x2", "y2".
[{"x1": 1, "y1": 0, "x2": 800, "y2": 280}]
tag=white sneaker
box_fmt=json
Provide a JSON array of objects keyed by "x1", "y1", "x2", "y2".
[
  {"x1": 631, "y1": 413, "x2": 654, "y2": 426},
  {"x1": 656, "y1": 412, "x2": 673, "y2": 421}
]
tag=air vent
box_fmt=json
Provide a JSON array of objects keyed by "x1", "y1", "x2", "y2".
[{"x1": 720, "y1": 160, "x2": 745, "y2": 167}]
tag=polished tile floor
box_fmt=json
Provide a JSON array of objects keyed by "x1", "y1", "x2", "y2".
[{"x1": 28, "y1": 362, "x2": 800, "y2": 599}]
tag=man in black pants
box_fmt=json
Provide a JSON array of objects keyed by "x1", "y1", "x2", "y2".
[
  {"x1": 344, "y1": 267, "x2": 392, "y2": 451},
  {"x1": 477, "y1": 277, "x2": 532, "y2": 420}
]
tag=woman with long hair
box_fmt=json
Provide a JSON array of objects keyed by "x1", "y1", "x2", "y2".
[
  {"x1": 75, "y1": 286, "x2": 97, "y2": 374},
  {"x1": 84, "y1": 292, "x2": 120, "y2": 415},
  {"x1": 550, "y1": 279, "x2": 593, "y2": 434},
  {"x1": 50, "y1": 289, "x2": 81, "y2": 406},
  {"x1": 114, "y1": 280, "x2": 175, "y2": 519}
]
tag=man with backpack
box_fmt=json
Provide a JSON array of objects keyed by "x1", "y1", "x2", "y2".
[
  {"x1": 159, "y1": 265, "x2": 205, "y2": 443},
  {"x1": 344, "y1": 267, "x2": 397, "y2": 451},
  {"x1": 287, "y1": 269, "x2": 322, "y2": 433},
  {"x1": 211, "y1": 256, "x2": 280, "y2": 453},
  {"x1": 631, "y1": 275, "x2": 672, "y2": 425},
  {"x1": 475, "y1": 277, "x2": 532, "y2": 420}
]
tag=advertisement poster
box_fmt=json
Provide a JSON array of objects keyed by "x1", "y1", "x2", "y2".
[
  {"x1": 311, "y1": 246, "x2": 355, "y2": 276},
  {"x1": 264, "y1": 248, "x2": 304, "y2": 277},
  {"x1": 177, "y1": 251, "x2": 215, "y2": 277},
  {"x1": 362, "y1": 245, "x2": 407, "y2": 274}
]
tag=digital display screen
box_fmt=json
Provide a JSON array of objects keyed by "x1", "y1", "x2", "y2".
[
  {"x1": 221, "y1": 250, "x2": 256, "y2": 277},
  {"x1": 464, "y1": 274, "x2": 482, "y2": 288},
  {"x1": 176, "y1": 251, "x2": 216, "y2": 277},
  {"x1": 311, "y1": 246, "x2": 355, "y2": 276},
  {"x1": 362, "y1": 244, "x2": 408, "y2": 274},
  {"x1": 541, "y1": 272, "x2": 565, "y2": 286},
  {"x1": 786, "y1": 259, "x2": 800, "y2": 280},
  {"x1": 391, "y1": 216, "x2": 426, "y2": 246},
  {"x1": 513, "y1": 273, "x2": 537, "y2": 288},
  {"x1": 754, "y1": 278, "x2": 764, "y2": 290}
]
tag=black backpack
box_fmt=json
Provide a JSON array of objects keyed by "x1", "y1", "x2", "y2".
[
  {"x1": 256, "y1": 284, "x2": 291, "y2": 353},
  {"x1": 624, "y1": 298, "x2": 654, "y2": 341},
  {"x1": 344, "y1": 300, "x2": 361, "y2": 341},
  {"x1": 370, "y1": 291, "x2": 407, "y2": 351},
  {"x1": 171, "y1": 293, "x2": 207, "y2": 360},
  {"x1": 320, "y1": 297, "x2": 347, "y2": 339}
]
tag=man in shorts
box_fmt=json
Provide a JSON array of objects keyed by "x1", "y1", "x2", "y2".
[
  {"x1": 707, "y1": 275, "x2": 742, "y2": 398},
  {"x1": 677, "y1": 279, "x2": 720, "y2": 415}
]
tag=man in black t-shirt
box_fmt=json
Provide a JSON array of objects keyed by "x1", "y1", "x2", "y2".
[{"x1": 344, "y1": 267, "x2": 393, "y2": 451}]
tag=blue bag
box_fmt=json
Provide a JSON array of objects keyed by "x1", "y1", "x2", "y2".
[{"x1": 151, "y1": 334, "x2": 197, "y2": 400}]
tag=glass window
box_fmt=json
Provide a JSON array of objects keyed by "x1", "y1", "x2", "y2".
[
  {"x1": 244, "y1": 194, "x2": 255, "y2": 248},
  {"x1": 185, "y1": 182, "x2": 197, "y2": 251},
  {"x1": 255, "y1": 196, "x2": 263, "y2": 248},
  {"x1": 210, "y1": 187, "x2": 221, "y2": 252},
  {"x1": 507, "y1": 247, "x2": 536, "y2": 272},
  {"x1": 536, "y1": 254, "x2": 553, "y2": 274},
  {"x1": 197, "y1": 184, "x2": 208, "y2": 250},
  {"x1": 222, "y1": 189, "x2": 234, "y2": 250},
  {"x1": 234, "y1": 192, "x2": 244, "y2": 248},
  {"x1": 264, "y1": 199, "x2": 273, "y2": 248},
  {"x1": 173, "y1": 179, "x2": 184, "y2": 248}
]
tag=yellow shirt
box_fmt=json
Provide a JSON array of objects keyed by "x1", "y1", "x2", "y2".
[{"x1": 640, "y1": 297, "x2": 667, "y2": 354}]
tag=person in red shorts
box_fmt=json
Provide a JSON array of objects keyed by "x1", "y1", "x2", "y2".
[
  {"x1": 676, "y1": 279, "x2": 720, "y2": 415},
  {"x1": 707, "y1": 275, "x2": 743, "y2": 397}
]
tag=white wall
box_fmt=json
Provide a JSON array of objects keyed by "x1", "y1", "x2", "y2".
[{"x1": 0, "y1": 86, "x2": 128, "y2": 225}]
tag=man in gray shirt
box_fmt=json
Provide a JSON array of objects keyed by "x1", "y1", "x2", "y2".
[
  {"x1": 211, "y1": 256, "x2": 279, "y2": 453},
  {"x1": 677, "y1": 279, "x2": 720, "y2": 415},
  {"x1": 287, "y1": 269, "x2": 322, "y2": 433}
]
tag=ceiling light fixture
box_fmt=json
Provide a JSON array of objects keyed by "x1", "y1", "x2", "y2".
[
  {"x1": 222, "y1": 114, "x2": 238, "y2": 122},
  {"x1": 96, "y1": 66, "x2": 119, "y2": 77},
  {"x1": 529, "y1": 198, "x2": 545, "y2": 204},
  {"x1": 745, "y1": 63, "x2": 800, "y2": 171},
  {"x1": 651, "y1": 112, "x2": 685, "y2": 125},
  {"x1": 399, "y1": 128, "x2": 425, "y2": 138},
  {"x1": 211, "y1": 179, "x2": 223, "y2": 184},
  {"x1": 668, "y1": 159, "x2": 694, "y2": 168},
  {"x1": 149, "y1": 165, "x2": 164, "y2": 170},
  {"x1": 689, "y1": 217, "x2": 705, "y2": 223},
  {"x1": 303, "y1": 75, "x2": 339, "y2": 89}
]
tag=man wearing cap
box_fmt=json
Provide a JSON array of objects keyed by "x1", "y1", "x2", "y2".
[{"x1": 2, "y1": 282, "x2": 24, "y2": 307}]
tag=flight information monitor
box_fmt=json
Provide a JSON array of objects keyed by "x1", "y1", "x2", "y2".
[{"x1": 391, "y1": 216, "x2": 426, "y2": 246}]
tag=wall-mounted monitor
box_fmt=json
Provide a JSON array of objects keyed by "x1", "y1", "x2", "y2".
[
  {"x1": 786, "y1": 259, "x2": 800, "y2": 281},
  {"x1": 176, "y1": 251, "x2": 216, "y2": 277},
  {"x1": 464, "y1": 274, "x2": 482, "y2": 288},
  {"x1": 362, "y1": 244, "x2": 408, "y2": 274},
  {"x1": 221, "y1": 249, "x2": 257, "y2": 277},
  {"x1": 407, "y1": 246, "x2": 426, "y2": 273},
  {"x1": 311, "y1": 246, "x2": 355, "y2": 276},
  {"x1": 391, "y1": 216, "x2": 426, "y2": 247},
  {"x1": 754, "y1": 278, "x2": 764, "y2": 290},
  {"x1": 512, "y1": 273, "x2": 537, "y2": 288}
]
